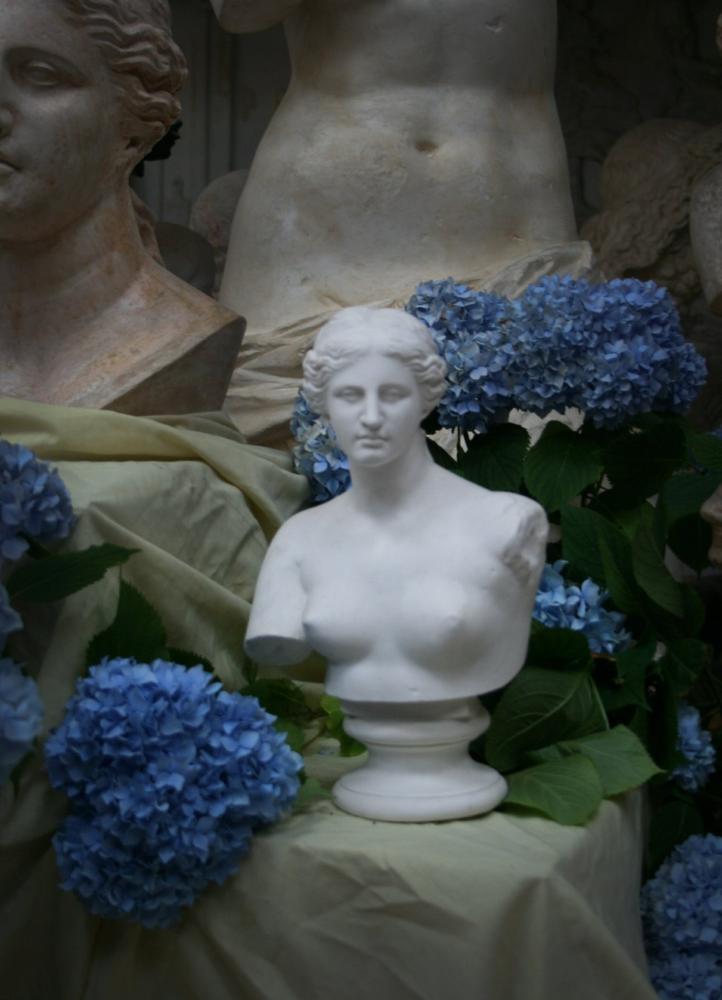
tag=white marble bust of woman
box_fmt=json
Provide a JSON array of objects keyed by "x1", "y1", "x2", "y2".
[
  {"x1": 246, "y1": 307, "x2": 548, "y2": 819},
  {"x1": 0, "y1": 0, "x2": 243, "y2": 415}
]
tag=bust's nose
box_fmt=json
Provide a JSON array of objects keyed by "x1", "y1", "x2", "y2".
[{"x1": 360, "y1": 394, "x2": 383, "y2": 430}]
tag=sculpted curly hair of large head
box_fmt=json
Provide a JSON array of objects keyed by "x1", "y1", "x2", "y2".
[
  {"x1": 60, "y1": 0, "x2": 187, "y2": 164},
  {"x1": 302, "y1": 307, "x2": 448, "y2": 418}
]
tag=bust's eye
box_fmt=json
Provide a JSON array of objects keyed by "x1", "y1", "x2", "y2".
[
  {"x1": 380, "y1": 386, "x2": 410, "y2": 402},
  {"x1": 333, "y1": 387, "x2": 363, "y2": 402}
]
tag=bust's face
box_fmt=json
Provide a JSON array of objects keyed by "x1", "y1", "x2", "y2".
[
  {"x1": 326, "y1": 352, "x2": 425, "y2": 468},
  {"x1": 0, "y1": 0, "x2": 125, "y2": 242}
]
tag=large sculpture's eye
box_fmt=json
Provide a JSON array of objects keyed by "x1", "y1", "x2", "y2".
[
  {"x1": 20, "y1": 60, "x2": 64, "y2": 87},
  {"x1": 11, "y1": 50, "x2": 85, "y2": 90}
]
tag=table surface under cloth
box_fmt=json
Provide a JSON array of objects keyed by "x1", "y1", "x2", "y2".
[{"x1": 1, "y1": 752, "x2": 656, "y2": 1000}]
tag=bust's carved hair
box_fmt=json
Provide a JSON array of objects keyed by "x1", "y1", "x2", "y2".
[
  {"x1": 303, "y1": 307, "x2": 447, "y2": 417},
  {"x1": 61, "y1": 0, "x2": 187, "y2": 160}
]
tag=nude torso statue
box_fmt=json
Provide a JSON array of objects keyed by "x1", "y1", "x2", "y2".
[{"x1": 215, "y1": 0, "x2": 577, "y2": 333}]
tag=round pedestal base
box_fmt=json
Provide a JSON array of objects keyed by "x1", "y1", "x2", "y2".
[{"x1": 332, "y1": 697, "x2": 507, "y2": 823}]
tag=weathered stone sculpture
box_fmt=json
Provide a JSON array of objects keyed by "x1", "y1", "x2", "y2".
[
  {"x1": 212, "y1": 0, "x2": 578, "y2": 335},
  {"x1": 0, "y1": 0, "x2": 243, "y2": 415},
  {"x1": 245, "y1": 308, "x2": 548, "y2": 821},
  {"x1": 582, "y1": 119, "x2": 722, "y2": 308}
]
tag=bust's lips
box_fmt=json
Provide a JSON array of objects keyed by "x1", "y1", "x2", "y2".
[{"x1": 0, "y1": 153, "x2": 19, "y2": 171}]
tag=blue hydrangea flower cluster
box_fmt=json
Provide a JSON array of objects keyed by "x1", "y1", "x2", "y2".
[
  {"x1": 0, "y1": 441, "x2": 74, "y2": 562},
  {"x1": 532, "y1": 561, "x2": 631, "y2": 654},
  {"x1": 0, "y1": 583, "x2": 22, "y2": 652},
  {"x1": 671, "y1": 703, "x2": 716, "y2": 793},
  {"x1": 291, "y1": 393, "x2": 350, "y2": 503},
  {"x1": 45, "y1": 658, "x2": 303, "y2": 928},
  {"x1": 407, "y1": 275, "x2": 706, "y2": 431},
  {"x1": 646, "y1": 951, "x2": 722, "y2": 1000},
  {"x1": 407, "y1": 280, "x2": 512, "y2": 432},
  {"x1": 0, "y1": 657, "x2": 43, "y2": 784},
  {"x1": 642, "y1": 835, "x2": 722, "y2": 998}
]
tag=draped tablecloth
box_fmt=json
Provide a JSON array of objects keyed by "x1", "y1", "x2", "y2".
[{"x1": 0, "y1": 398, "x2": 654, "y2": 1000}]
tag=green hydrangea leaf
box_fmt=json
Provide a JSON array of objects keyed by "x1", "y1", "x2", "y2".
[
  {"x1": 603, "y1": 421, "x2": 687, "y2": 501},
  {"x1": 657, "y1": 638, "x2": 709, "y2": 695},
  {"x1": 647, "y1": 798, "x2": 706, "y2": 874},
  {"x1": 165, "y1": 648, "x2": 214, "y2": 673},
  {"x1": 688, "y1": 431, "x2": 722, "y2": 473},
  {"x1": 7, "y1": 543, "x2": 137, "y2": 604},
  {"x1": 503, "y1": 754, "x2": 604, "y2": 825},
  {"x1": 274, "y1": 719, "x2": 306, "y2": 754},
  {"x1": 601, "y1": 639, "x2": 655, "y2": 712},
  {"x1": 526, "y1": 626, "x2": 592, "y2": 673},
  {"x1": 560, "y1": 504, "x2": 607, "y2": 583},
  {"x1": 426, "y1": 438, "x2": 457, "y2": 472},
  {"x1": 319, "y1": 696, "x2": 366, "y2": 757},
  {"x1": 241, "y1": 676, "x2": 313, "y2": 725},
  {"x1": 556, "y1": 725, "x2": 663, "y2": 797},
  {"x1": 632, "y1": 507, "x2": 684, "y2": 618},
  {"x1": 485, "y1": 667, "x2": 608, "y2": 772},
  {"x1": 523, "y1": 422, "x2": 603, "y2": 512},
  {"x1": 86, "y1": 580, "x2": 167, "y2": 668},
  {"x1": 667, "y1": 515, "x2": 713, "y2": 575},
  {"x1": 457, "y1": 423, "x2": 530, "y2": 492}
]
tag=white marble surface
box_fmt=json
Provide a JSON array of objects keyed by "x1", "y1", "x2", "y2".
[{"x1": 246, "y1": 308, "x2": 547, "y2": 820}]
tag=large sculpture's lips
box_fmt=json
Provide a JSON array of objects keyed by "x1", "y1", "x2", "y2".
[{"x1": 0, "y1": 153, "x2": 19, "y2": 170}]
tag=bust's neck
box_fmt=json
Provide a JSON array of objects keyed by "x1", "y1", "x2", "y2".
[
  {"x1": 347, "y1": 430, "x2": 436, "y2": 518},
  {"x1": 0, "y1": 186, "x2": 145, "y2": 367}
]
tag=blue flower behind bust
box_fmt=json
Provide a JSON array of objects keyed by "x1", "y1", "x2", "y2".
[
  {"x1": 671, "y1": 702, "x2": 716, "y2": 793},
  {"x1": 0, "y1": 441, "x2": 74, "y2": 562},
  {"x1": 0, "y1": 657, "x2": 43, "y2": 784},
  {"x1": 45, "y1": 657, "x2": 302, "y2": 928},
  {"x1": 533, "y1": 561, "x2": 631, "y2": 655}
]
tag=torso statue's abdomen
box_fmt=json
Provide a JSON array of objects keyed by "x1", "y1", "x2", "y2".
[{"x1": 221, "y1": 0, "x2": 576, "y2": 330}]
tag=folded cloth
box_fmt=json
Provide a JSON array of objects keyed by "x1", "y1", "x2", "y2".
[{"x1": 0, "y1": 397, "x2": 308, "y2": 1000}]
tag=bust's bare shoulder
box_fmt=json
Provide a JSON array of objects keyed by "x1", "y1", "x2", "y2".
[{"x1": 272, "y1": 493, "x2": 350, "y2": 550}]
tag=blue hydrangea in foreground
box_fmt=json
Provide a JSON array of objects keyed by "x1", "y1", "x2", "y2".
[
  {"x1": 642, "y1": 835, "x2": 722, "y2": 957},
  {"x1": 671, "y1": 703, "x2": 716, "y2": 793},
  {"x1": 0, "y1": 583, "x2": 22, "y2": 652},
  {"x1": 45, "y1": 658, "x2": 302, "y2": 928},
  {"x1": 0, "y1": 440, "x2": 74, "y2": 562},
  {"x1": 0, "y1": 658, "x2": 43, "y2": 784},
  {"x1": 533, "y1": 561, "x2": 631, "y2": 655}
]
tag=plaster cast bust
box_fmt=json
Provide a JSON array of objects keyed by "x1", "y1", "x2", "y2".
[
  {"x1": 212, "y1": 0, "x2": 577, "y2": 334},
  {"x1": 0, "y1": 0, "x2": 243, "y2": 415},
  {"x1": 245, "y1": 308, "x2": 548, "y2": 820}
]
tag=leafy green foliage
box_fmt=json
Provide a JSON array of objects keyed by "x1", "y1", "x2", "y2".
[
  {"x1": 554, "y1": 726, "x2": 663, "y2": 797},
  {"x1": 602, "y1": 420, "x2": 687, "y2": 501},
  {"x1": 646, "y1": 797, "x2": 706, "y2": 875},
  {"x1": 7, "y1": 544, "x2": 137, "y2": 604},
  {"x1": 86, "y1": 581, "x2": 167, "y2": 667},
  {"x1": 485, "y1": 667, "x2": 608, "y2": 772},
  {"x1": 656, "y1": 639, "x2": 709, "y2": 696},
  {"x1": 504, "y1": 755, "x2": 604, "y2": 825},
  {"x1": 526, "y1": 626, "x2": 592, "y2": 673},
  {"x1": 523, "y1": 422, "x2": 603, "y2": 511},
  {"x1": 457, "y1": 423, "x2": 530, "y2": 492},
  {"x1": 319, "y1": 696, "x2": 366, "y2": 757}
]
